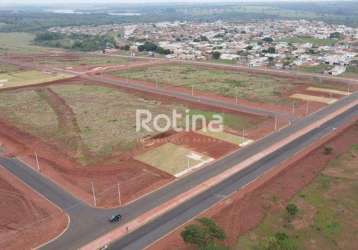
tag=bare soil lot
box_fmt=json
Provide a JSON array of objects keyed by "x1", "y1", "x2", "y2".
[{"x1": 0, "y1": 167, "x2": 67, "y2": 250}]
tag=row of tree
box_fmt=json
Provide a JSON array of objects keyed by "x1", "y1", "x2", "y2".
[{"x1": 34, "y1": 32, "x2": 117, "y2": 52}]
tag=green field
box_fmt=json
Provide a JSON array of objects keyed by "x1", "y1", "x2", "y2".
[
  {"x1": 342, "y1": 64, "x2": 358, "y2": 78},
  {"x1": 38, "y1": 54, "x2": 134, "y2": 68},
  {"x1": 112, "y1": 64, "x2": 295, "y2": 104},
  {"x1": 236, "y1": 142, "x2": 358, "y2": 250},
  {"x1": 189, "y1": 109, "x2": 261, "y2": 132},
  {"x1": 197, "y1": 129, "x2": 253, "y2": 146},
  {"x1": 0, "y1": 83, "x2": 188, "y2": 164},
  {"x1": 0, "y1": 33, "x2": 50, "y2": 55},
  {"x1": 280, "y1": 36, "x2": 338, "y2": 46},
  {"x1": 297, "y1": 64, "x2": 332, "y2": 74},
  {"x1": 0, "y1": 69, "x2": 71, "y2": 89},
  {"x1": 135, "y1": 143, "x2": 213, "y2": 176},
  {"x1": 0, "y1": 90, "x2": 60, "y2": 140}
]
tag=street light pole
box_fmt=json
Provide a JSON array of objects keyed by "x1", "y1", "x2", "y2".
[
  {"x1": 91, "y1": 182, "x2": 97, "y2": 207},
  {"x1": 117, "y1": 183, "x2": 121, "y2": 206},
  {"x1": 34, "y1": 152, "x2": 40, "y2": 171}
]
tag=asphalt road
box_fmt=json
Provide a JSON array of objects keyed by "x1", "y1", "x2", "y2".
[{"x1": 0, "y1": 92, "x2": 356, "y2": 250}]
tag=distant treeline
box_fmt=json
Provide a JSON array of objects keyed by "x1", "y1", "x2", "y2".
[
  {"x1": 34, "y1": 32, "x2": 118, "y2": 51},
  {"x1": 1, "y1": 1, "x2": 358, "y2": 33}
]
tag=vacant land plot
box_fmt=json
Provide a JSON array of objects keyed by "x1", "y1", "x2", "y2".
[
  {"x1": 0, "y1": 167, "x2": 67, "y2": 250},
  {"x1": 307, "y1": 86, "x2": 350, "y2": 96},
  {"x1": 290, "y1": 93, "x2": 338, "y2": 104},
  {"x1": 0, "y1": 33, "x2": 50, "y2": 55},
  {"x1": 236, "y1": 143, "x2": 358, "y2": 250},
  {"x1": 37, "y1": 54, "x2": 134, "y2": 68},
  {"x1": 0, "y1": 77, "x2": 266, "y2": 206},
  {"x1": 281, "y1": 36, "x2": 338, "y2": 46},
  {"x1": 0, "y1": 69, "x2": 70, "y2": 89},
  {"x1": 135, "y1": 143, "x2": 213, "y2": 176},
  {"x1": 297, "y1": 64, "x2": 332, "y2": 74},
  {"x1": 0, "y1": 90, "x2": 60, "y2": 139},
  {"x1": 197, "y1": 129, "x2": 254, "y2": 147},
  {"x1": 50, "y1": 83, "x2": 189, "y2": 164},
  {"x1": 111, "y1": 64, "x2": 296, "y2": 104}
]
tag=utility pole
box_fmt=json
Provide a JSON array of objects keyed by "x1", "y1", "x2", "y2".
[
  {"x1": 274, "y1": 116, "x2": 278, "y2": 131},
  {"x1": 91, "y1": 182, "x2": 97, "y2": 207},
  {"x1": 34, "y1": 152, "x2": 40, "y2": 171},
  {"x1": 117, "y1": 183, "x2": 121, "y2": 206},
  {"x1": 242, "y1": 128, "x2": 245, "y2": 137},
  {"x1": 191, "y1": 86, "x2": 194, "y2": 97},
  {"x1": 187, "y1": 157, "x2": 190, "y2": 170}
]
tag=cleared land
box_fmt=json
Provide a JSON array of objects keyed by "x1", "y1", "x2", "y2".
[
  {"x1": 111, "y1": 64, "x2": 296, "y2": 104},
  {"x1": 0, "y1": 77, "x2": 265, "y2": 207},
  {"x1": 290, "y1": 93, "x2": 338, "y2": 104},
  {"x1": 135, "y1": 143, "x2": 213, "y2": 176},
  {"x1": 236, "y1": 142, "x2": 358, "y2": 250},
  {"x1": 197, "y1": 129, "x2": 254, "y2": 147},
  {"x1": 0, "y1": 167, "x2": 67, "y2": 250},
  {"x1": 0, "y1": 83, "x2": 187, "y2": 165},
  {"x1": 297, "y1": 64, "x2": 332, "y2": 74},
  {"x1": 0, "y1": 68, "x2": 70, "y2": 89},
  {"x1": 306, "y1": 87, "x2": 350, "y2": 96},
  {"x1": 37, "y1": 54, "x2": 134, "y2": 68}
]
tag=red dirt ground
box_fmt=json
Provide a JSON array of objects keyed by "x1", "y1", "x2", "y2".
[
  {"x1": 0, "y1": 167, "x2": 67, "y2": 250},
  {"x1": 148, "y1": 122, "x2": 358, "y2": 250}
]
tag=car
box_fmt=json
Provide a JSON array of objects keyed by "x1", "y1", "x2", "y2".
[{"x1": 109, "y1": 214, "x2": 122, "y2": 223}]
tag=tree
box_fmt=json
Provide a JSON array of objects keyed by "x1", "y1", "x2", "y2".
[
  {"x1": 324, "y1": 145, "x2": 333, "y2": 155},
  {"x1": 212, "y1": 51, "x2": 221, "y2": 60},
  {"x1": 286, "y1": 203, "x2": 299, "y2": 217},
  {"x1": 120, "y1": 44, "x2": 130, "y2": 51},
  {"x1": 181, "y1": 217, "x2": 226, "y2": 249},
  {"x1": 267, "y1": 47, "x2": 276, "y2": 54},
  {"x1": 263, "y1": 37, "x2": 273, "y2": 43},
  {"x1": 330, "y1": 32, "x2": 341, "y2": 39},
  {"x1": 138, "y1": 41, "x2": 158, "y2": 52}
]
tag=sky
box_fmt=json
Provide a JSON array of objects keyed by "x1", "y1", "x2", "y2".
[{"x1": 0, "y1": 0, "x2": 339, "y2": 5}]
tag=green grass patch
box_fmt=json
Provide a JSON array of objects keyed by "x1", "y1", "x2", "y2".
[
  {"x1": 298, "y1": 64, "x2": 332, "y2": 74},
  {"x1": 135, "y1": 143, "x2": 212, "y2": 175},
  {"x1": 0, "y1": 33, "x2": 50, "y2": 54},
  {"x1": 112, "y1": 64, "x2": 294, "y2": 104},
  {"x1": 0, "y1": 70, "x2": 71, "y2": 89},
  {"x1": 236, "y1": 141, "x2": 358, "y2": 250},
  {"x1": 281, "y1": 36, "x2": 338, "y2": 46}
]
